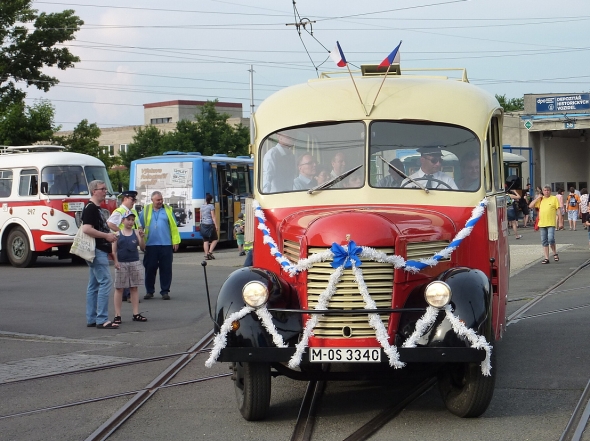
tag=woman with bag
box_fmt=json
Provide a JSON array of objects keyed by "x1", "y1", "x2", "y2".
[
  {"x1": 81, "y1": 180, "x2": 119, "y2": 329},
  {"x1": 200, "y1": 194, "x2": 219, "y2": 260}
]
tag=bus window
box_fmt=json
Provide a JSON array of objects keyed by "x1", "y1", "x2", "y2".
[
  {"x1": 489, "y1": 117, "x2": 503, "y2": 192},
  {"x1": 259, "y1": 122, "x2": 365, "y2": 194},
  {"x1": 19, "y1": 169, "x2": 38, "y2": 196},
  {"x1": 85, "y1": 166, "x2": 112, "y2": 193},
  {"x1": 369, "y1": 121, "x2": 480, "y2": 191},
  {"x1": 42, "y1": 166, "x2": 89, "y2": 195},
  {"x1": 0, "y1": 170, "x2": 12, "y2": 197}
]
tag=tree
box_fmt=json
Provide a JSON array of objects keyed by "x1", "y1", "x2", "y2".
[
  {"x1": 54, "y1": 118, "x2": 118, "y2": 167},
  {"x1": 0, "y1": 99, "x2": 59, "y2": 145},
  {"x1": 121, "y1": 101, "x2": 250, "y2": 166},
  {"x1": 496, "y1": 94, "x2": 524, "y2": 112},
  {"x1": 120, "y1": 125, "x2": 165, "y2": 168},
  {"x1": 0, "y1": 1, "x2": 83, "y2": 109}
]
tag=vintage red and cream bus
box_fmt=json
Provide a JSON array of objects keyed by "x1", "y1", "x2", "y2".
[
  {"x1": 206, "y1": 66, "x2": 509, "y2": 420},
  {"x1": 0, "y1": 146, "x2": 116, "y2": 267}
]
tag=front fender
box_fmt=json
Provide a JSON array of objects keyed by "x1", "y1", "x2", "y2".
[
  {"x1": 214, "y1": 267, "x2": 302, "y2": 348},
  {"x1": 398, "y1": 267, "x2": 492, "y2": 347}
]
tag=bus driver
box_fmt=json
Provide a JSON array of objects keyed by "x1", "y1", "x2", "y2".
[{"x1": 403, "y1": 146, "x2": 458, "y2": 190}]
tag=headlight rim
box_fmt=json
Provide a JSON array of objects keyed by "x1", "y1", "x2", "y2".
[
  {"x1": 242, "y1": 280, "x2": 270, "y2": 309},
  {"x1": 424, "y1": 280, "x2": 452, "y2": 309}
]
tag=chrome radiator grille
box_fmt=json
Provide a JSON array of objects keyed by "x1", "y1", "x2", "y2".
[
  {"x1": 406, "y1": 240, "x2": 450, "y2": 261},
  {"x1": 305, "y1": 246, "x2": 395, "y2": 339}
]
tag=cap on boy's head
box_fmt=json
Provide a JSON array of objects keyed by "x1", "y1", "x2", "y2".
[
  {"x1": 122, "y1": 210, "x2": 136, "y2": 219},
  {"x1": 238, "y1": 213, "x2": 244, "y2": 219},
  {"x1": 417, "y1": 146, "x2": 443, "y2": 156},
  {"x1": 120, "y1": 190, "x2": 138, "y2": 199}
]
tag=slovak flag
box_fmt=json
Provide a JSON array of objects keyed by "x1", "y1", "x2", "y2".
[
  {"x1": 379, "y1": 40, "x2": 402, "y2": 68},
  {"x1": 330, "y1": 41, "x2": 347, "y2": 67}
]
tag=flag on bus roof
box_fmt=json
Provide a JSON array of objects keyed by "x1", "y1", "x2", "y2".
[
  {"x1": 378, "y1": 40, "x2": 402, "y2": 68},
  {"x1": 330, "y1": 41, "x2": 347, "y2": 68}
]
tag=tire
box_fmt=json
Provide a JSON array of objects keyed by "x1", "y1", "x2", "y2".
[
  {"x1": 233, "y1": 361, "x2": 271, "y2": 421},
  {"x1": 437, "y1": 348, "x2": 496, "y2": 418},
  {"x1": 6, "y1": 227, "x2": 37, "y2": 268}
]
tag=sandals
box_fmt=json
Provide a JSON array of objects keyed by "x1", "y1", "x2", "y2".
[
  {"x1": 113, "y1": 316, "x2": 122, "y2": 325},
  {"x1": 515, "y1": 235, "x2": 522, "y2": 239},
  {"x1": 554, "y1": 254, "x2": 559, "y2": 262},
  {"x1": 541, "y1": 259, "x2": 550, "y2": 264},
  {"x1": 97, "y1": 321, "x2": 119, "y2": 329},
  {"x1": 133, "y1": 313, "x2": 147, "y2": 322},
  {"x1": 208, "y1": 252, "x2": 215, "y2": 260}
]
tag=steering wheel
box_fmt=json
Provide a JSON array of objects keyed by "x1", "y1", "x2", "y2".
[{"x1": 400, "y1": 176, "x2": 453, "y2": 190}]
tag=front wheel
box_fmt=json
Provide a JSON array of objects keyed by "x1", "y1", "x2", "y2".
[
  {"x1": 232, "y1": 361, "x2": 271, "y2": 421},
  {"x1": 6, "y1": 227, "x2": 37, "y2": 268},
  {"x1": 437, "y1": 349, "x2": 496, "y2": 418}
]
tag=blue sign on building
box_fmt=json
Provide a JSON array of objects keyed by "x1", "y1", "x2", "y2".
[{"x1": 536, "y1": 94, "x2": 590, "y2": 113}]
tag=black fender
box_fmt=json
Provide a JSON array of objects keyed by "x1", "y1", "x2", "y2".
[
  {"x1": 214, "y1": 267, "x2": 302, "y2": 348},
  {"x1": 398, "y1": 267, "x2": 492, "y2": 347}
]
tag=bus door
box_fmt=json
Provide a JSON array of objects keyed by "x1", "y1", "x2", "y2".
[
  {"x1": 486, "y1": 116, "x2": 509, "y2": 340},
  {"x1": 210, "y1": 161, "x2": 233, "y2": 241}
]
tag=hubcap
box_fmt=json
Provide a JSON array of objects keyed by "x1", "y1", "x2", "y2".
[{"x1": 12, "y1": 237, "x2": 25, "y2": 259}]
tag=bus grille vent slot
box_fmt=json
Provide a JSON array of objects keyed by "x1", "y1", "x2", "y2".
[
  {"x1": 306, "y1": 246, "x2": 394, "y2": 339},
  {"x1": 282, "y1": 240, "x2": 301, "y2": 262},
  {"x1": 406, "y1": 240, "x2": 450, "y2": 261}
]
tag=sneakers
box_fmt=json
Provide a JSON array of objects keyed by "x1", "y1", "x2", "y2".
[
  {"x1": 144, "y1": 293, "x2": 154, "y2": 299},
  {"x1": 162, "y1": 294, "x2": 170, "y2": 300},
  {"x1": 239, "y1": 251, "x2": 246, "y2": 256}
]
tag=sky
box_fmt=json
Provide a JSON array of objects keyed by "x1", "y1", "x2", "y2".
[{"x1": 22, "y1": 0, "x2": 590, "y2": 131}]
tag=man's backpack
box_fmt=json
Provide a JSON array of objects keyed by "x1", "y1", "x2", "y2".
[{"x1": 569, "y1": 195, "x2": 578, "y2": 208}]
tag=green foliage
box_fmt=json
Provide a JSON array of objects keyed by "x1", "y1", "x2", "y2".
[
  {"x1": 108, "y1": 168, "x2": 130, "y2": 192},
  {"x1": 0, "y1": 1, "x2": 83, "y2": 109},
  {"x1": 496, "y1": 94, "x2": 524, "y2": 112},
  {"x1": 54, "y1": 118, "x2": 120, "y2": 169},
  {"x1": 0, "y1": 99, "x2": 60, "y2": 145},
  {"x1": 121, "y1": 100, "x2": 250, "y2": 167}
]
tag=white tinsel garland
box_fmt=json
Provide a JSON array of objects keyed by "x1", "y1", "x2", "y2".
[
  {"x1": 205, "y1": 305, "x2": 253, "y2": 368},
  {"x1": 402, "y1": 306, "x2": 440, "y2": 348},
  {"x1": 444, "y1": 304, "x2": 493, "y2": 376}
]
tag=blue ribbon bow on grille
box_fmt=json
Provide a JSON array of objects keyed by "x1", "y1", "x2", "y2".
[{"x1": 330, "y1": 240, "x2": 363, "y2": 269}]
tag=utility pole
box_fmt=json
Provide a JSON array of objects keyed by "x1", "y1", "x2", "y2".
[{"x1": 249, "y1": 65, "x2": 255, "y2": 149}]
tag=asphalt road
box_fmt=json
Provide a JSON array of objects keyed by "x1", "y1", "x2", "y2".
[{"x1": 0, "y1": 228, "x2": 589, "y2": 441}]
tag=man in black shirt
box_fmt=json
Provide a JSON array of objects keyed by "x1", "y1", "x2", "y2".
[{"x1": 81, "y1": 180, "x2": 119, "y2": 329}]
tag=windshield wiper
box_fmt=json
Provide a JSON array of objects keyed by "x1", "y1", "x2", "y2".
[
  {"x1": 308, "y1": 164, "x2": 363, "y2": 194},
  {"x1": 378, "y1": 156, "x2": 429, "y2": 194}
]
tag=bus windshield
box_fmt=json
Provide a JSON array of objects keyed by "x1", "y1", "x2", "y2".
[
  {"x1": 369, "y1": 121, "x2": 481, "y2": 192},
  {"x1": 259, "y1": 121, "x2": 481, "y2": 195},
  {"x1": 42, "y1": 166, "x2": 89, "y2": 195},
  {"x1": 259, "y1": 122, "x2": 365, "y2": 194},
  {"x1": 85, "y1": 166, "x2": 114, "y2": 193}
]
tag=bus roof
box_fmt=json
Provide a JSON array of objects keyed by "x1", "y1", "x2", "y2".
[
  {"x1": 133, "y1": 153, "x2": 253, "y2": 165},
  {"x1": 0, "y1": 150, "x2": 107, "y2": 168},
  {"x1": 254, "y1": 69, "x2": 501, "y2": 143},
  {"x1": 503, "y1": 152, "x2": 527, "y2": 163}
]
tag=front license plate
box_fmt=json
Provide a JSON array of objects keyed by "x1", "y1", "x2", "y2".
[
  {"x1": 309, "y1": 348, "x2": 381, "y2": 363},
  {"x1": 63, "y1": 202, "x2": 85, "y2": 212}
]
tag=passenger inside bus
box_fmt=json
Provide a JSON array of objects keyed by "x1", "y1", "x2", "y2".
[
  {"x1": 377, "y1": 158, "x2": 405, "y2": 187},
  {"x1": 402, "y1": 146, "x2": 458, "y2": 190},
  {"x1": 262, "y1": 131, "x2": 297, "y2": 193},
  {"x1": 293, "y1": 153, "x2": 318, "y2": 190},
  {"x1": 457, "y1": 151, "x2": 481, "y2": 191}
]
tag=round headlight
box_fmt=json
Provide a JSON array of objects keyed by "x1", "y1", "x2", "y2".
[
  {"x1": 57, "y1": 220, "x2": 70, "y2": 231},
  {"x1": 424, "y1": 281, "x2": 452, "y2": 308},
  {"x1": 242, "y1": 281, "x2": 269, "y2": 308}
]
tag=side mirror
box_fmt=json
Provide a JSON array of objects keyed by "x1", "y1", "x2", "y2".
[{"x1": 40, "y1": 182, "x2": 48, "y2": 194}]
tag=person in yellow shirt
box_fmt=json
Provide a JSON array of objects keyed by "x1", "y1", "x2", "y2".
[{"x1": 529, "y1": 185, "x2": 563, "y2": 264}]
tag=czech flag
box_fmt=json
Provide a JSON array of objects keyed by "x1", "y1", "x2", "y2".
[
  {"x1": 330, "y1": 41, "x2": 347, "y2": 68},
  {"x1": 379, "y1": 40, "x2": 402, "y2": 68}
]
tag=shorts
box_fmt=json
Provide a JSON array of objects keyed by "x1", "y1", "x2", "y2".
[
  {"x1": 115, "y1": 260, "x2": 145, "y2": 289},
  {"x1": 200, "y1": 223, "x2": 218, "y2": 242},
  {"x1": 236, "y1": 234, "x2": 245, "y2": 246},
  {"x1": 567, "y1": 210, "x2": 579, "y2": 221},
  {"x1": 519, "y1": 204, "x2": 530, "y2": 215},
  {"x1": 507, "y1": 207, "x2": 517, "y2": 222}
]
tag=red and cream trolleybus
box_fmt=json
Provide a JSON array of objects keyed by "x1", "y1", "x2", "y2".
[
  {"x1": 0, "y1": 145, "x2": 116, "y2": 267},
  {"x1": 205, "y1": 65, "x2": 510, "y2": 420}
]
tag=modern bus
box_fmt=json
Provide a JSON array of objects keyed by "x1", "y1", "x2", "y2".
[
  {"x1": 0, "y1": 145, "x2": 116, "y2": 267},
  {"x1": 129, "y1": 151, "x2": 253, "y2": 246}
]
